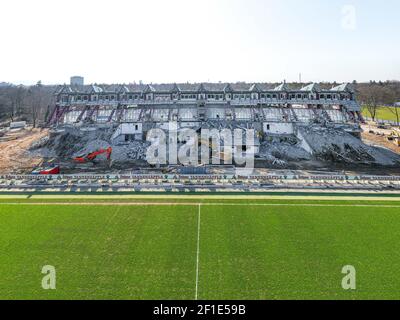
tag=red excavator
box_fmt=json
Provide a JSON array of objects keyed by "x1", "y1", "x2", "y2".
[{"x1": 74, "y1": 147, "x2": 112, "y2": 164}]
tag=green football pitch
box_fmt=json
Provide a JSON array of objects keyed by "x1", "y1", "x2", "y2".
[{"x1": 1, "y1": 196, "x2": 400, "y2": 300}]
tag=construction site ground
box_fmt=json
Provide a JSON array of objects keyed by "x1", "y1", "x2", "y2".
[
  {"x1": 0, "y1": 127, "x2": 48, "y2": 174},
  {"x1": 361, "y1": 123, "x2": 400, "y2": 154}
]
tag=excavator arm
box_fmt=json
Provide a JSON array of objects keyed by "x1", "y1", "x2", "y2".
[{"x1": 74, "y1": 147, "x2": 112, "y2": 163}]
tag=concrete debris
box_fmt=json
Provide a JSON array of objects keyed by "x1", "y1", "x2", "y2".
[
  {"x1": 297, "y1": 125, "x2": 400, "y2": 166},
  {"x1": 33, "y1": 126, "x2": 150, "y2": 165},
  {"x1": 259, "y1": 138, "x2": 311, "y2": 163},
  {"x1": 29, "y1": 135, "x2": 50, "y2": 150},
  {"x1": 22, "y1": 120, "x2": 400, "y2": 175},
  {"x1": 257, "y1": 133, "x2": 311, "y2": 168},
  {"x1": 111, "y1": 141, "x2": 150, "y2": 162},
  {"x1": 72, "y1": 139, "x2": 110, "y2": 157},
  {"x1": 261, "y1": 153, "x2": 287, "y2": 167}
]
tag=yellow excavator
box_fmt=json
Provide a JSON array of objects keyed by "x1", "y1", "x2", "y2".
[{"x1": 388, "y1": 128, "x2": 400, "y2": 147}]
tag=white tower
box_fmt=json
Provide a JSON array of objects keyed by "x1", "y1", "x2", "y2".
[{"x1": 70, "y1": 76, "x2": 84, "y2": 86}]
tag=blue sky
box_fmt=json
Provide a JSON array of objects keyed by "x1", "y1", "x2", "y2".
[{"x1": 1, "y1": 0, "x2": 399, "y2": 84}]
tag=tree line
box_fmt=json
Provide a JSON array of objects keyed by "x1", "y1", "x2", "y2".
[
  {"x1": 356, "y1": 81, "x2": 400, "y2": 123},
  {"x1": 0, "y1": 81, "x2": 56, "y2": 127}
]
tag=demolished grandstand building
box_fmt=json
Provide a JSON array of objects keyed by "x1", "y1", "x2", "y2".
[{"x1": 41, "y1": 82, "x2": 400, "y2": 169}]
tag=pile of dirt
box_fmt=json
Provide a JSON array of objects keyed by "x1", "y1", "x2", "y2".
[{"x1": 361, "y1": 130, "x2": 400, "y2": 154}]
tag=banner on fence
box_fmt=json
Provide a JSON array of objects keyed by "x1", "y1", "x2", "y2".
[{"x1": 2, "y1": 174, "x2": 400, "y2": 182}]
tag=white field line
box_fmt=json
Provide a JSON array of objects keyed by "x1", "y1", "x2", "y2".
[
  {"x1": 195, "y1": 204, "x2": 201, "y2": 300},
  {"x1": 2, "y1": 202, "x2": 400, "y2": 208}
]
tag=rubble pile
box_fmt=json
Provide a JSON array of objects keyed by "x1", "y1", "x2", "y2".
[
  {"x1": 31, "y1": 126, "x2": 149, "y2": 165},
  {"x1": 260, "y1": 137, "x2": 311, "y2": 161},
  {"x1": 72, "y1": 139, "x2": 111, "y2": 158},
  {"x1": 29, "y1": 135, "x2": 50, "y2": 150},
  {"x1": 258, "y1": 139, "x2": 311, "y2": 167},
  {"x1": 298, "y1": 125, "x2": 400, "y2": 165},
  {"x1": 112, "y1": 141, "x2": 150, "y2": 162},
  {"x1": 203, "y1": 120, "x2": 256, "y2": 131},
  {"x1": 26, "y1": 121, "x2": 400, "y2": 173}
]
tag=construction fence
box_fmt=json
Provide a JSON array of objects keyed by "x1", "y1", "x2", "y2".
[{"x1": 2, "y1": 174, "x2": 400, "y2": 182}]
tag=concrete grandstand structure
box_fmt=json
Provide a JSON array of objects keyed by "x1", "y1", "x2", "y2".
[
  {"x1": 42, "y1": 81, "x2": 396, "y2": 170},
  {"x1": 49, "y1": 82, "x2": 363, "y2": 138}
]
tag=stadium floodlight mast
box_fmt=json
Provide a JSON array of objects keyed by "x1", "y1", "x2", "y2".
[{"x1": 146, "y1": 122, "x2": 255, "y2": 175}]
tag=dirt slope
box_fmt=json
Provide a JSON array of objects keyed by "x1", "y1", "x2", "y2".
[
  {"x1": 0, "y1": 128, "x2": 49, "y2": 174},
  {"x1": 361, "y1": 131, "x2": 400, "y2": 155}
]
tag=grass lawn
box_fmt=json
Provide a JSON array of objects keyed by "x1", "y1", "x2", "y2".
[
  {"x1": 199, "y1": 204, "x2": 400, "y2": 299},
  {"x1": 362, "y1": 105, "x2": 399, "y2": 122},
  {"x1": 1, "y1": 199, "x2": 400, "y2": 300},
  {"x1": 0, "y1": 204, "x2": 198, "y2": 299}
]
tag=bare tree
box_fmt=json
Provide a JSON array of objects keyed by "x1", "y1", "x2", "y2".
[
  {"x1": 359, "y1": 85, "x2": 380, "y2": 121},
  {"x1": 358, "y1": 85, "x2": 391, "y2": 121},
  {"x1": 387, "y1": 106, "x2": 400, "y2": 125},
  {"x1": 6, "y1": 86, "x2": 26, "y2": 121},
  {"x1": 26, "y1": 81, "x2": 44, "y2": 128},
  {"x1": 385, "y1": 89, "x2": 400, "y2": 125},
  {"x1": 0, "y1": 93, "x2": 13, "y2": 122},
  {"x1": 0, "y1": 85, "x2": 24, "y2": 123}
]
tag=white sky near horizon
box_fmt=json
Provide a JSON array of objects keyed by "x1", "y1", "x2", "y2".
[{"x1": 1, "y1": 0, "x2": 399, "y2": 85}]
